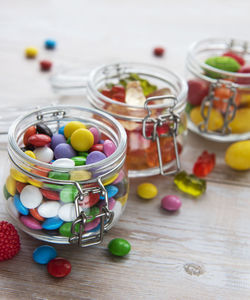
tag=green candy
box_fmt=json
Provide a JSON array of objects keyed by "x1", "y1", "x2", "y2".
[
  {"x1": 108, "y1": 238, "x2": 131, "y2": 257},
  {"x1": 59, "y1": 222, "x2": 80, "y2": 237},
  {"x1": 205, "y1": 56, "x2": 240, "y2": 78},
  {"x1": 67, "y1": 137, "x2": 71, "y2": 144},
  {"x1": 48, "y1": 171, "x2": 70, "y2": 181},
  {"x1": 86, "y1": 206, "x2": 100, "y2": 222},
  {"x1": 174, "y1": 171, "x2": 206, "y2": 197},
  {"x1": 60, "y1": 185, "x2": 78, "y2": 203},
  {"x1": 71, "y1": 156, "x2": 86, "y2": 166},
  {"x1": 44, "y1": 183, "x2": 63, "y2": 192},
  {"x1": 185, "y1": 103, "x2": 194, "y2": 114},
  {"x1": 77, "y1": 151, "x2": 88, "y2": 157},
  {"x1": 3, "y1": 184, "x2": 11, "y2": 200}
]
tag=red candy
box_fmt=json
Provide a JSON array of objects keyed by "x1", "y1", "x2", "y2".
[
  {"x1": 40, "y1": 60, "x2": 52, "y2": 71},
  {"x1": 223, "y1": 51, "x2": 245, "y2": 66},
  {"x1": 187, "y1": 79, "x2": 209, "y2": 106},
  {"x1": 193, "y1": 151, "x2": 215, "y2": 177},
  {"x1": 47, "y1": 257, "x2": 71, "y2": 278},
  {"x1": 89, "y1": 144, "x2": 104, "y2": 152},
  {"x1": 79, "y1": 192, "x2": 100, "y2": 208},
  {"x1": 16, "y1": 181, "x2": 27, "y2": 194},
  {"x1": 0, "y1": 221, "x2": 20, "y2": 261},
  {"x1": 23, "y1": 126, "x2": 37, "y2": 146},
  {"x1": 153, "y1": 47, "x2": 165, "y2": 57},
  {"x1": 101, "y1": 86, "x2": 125, "y2": 102},
  {"x1": 28, "y1": 134, "x2": 51, "y2": 147},
  {"x1": 237, "y1": 66, "x2": 250, "y2": 85},
  {"x1": 41, "y1": 188, "x2": 60, "y2": 200}
]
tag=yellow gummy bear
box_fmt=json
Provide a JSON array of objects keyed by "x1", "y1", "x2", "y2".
[{"x1": 190, "y1": 106, "x2": 223, "y2": 131}]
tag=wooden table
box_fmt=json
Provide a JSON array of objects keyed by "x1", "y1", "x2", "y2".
[{"x1": 1, "y1": 1, "x2": 250, "y2": 299}]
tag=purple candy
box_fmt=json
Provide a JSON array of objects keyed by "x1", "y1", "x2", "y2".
[
  {"x1": 89, "y1": 127, "x2": 100, "y2": 144},
  {"x1": 86, "y1": 151, "x2": 106, "y2": 165},
  {"x1": 161, "y1": 195, "x2": 182, "y2": 211},
  {"x1": 85, "y1": 217, "x2": 100, "y2": 232},
  {"x1": 103, "y1": 139, "x2": 116, "y2": 157},
  {"x1": 51, "y1": 134, "x2": 67, "y2": 150},
  {"x1": 54, "y1": 143, "x2": 76, "y2": 159}
]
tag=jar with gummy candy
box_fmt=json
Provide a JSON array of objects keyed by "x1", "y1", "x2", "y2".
[
  {"x1": 186, "y1": 38, "x2": 250, "y2": 141},
  {"x1": 3, "y1": 105, "x2": 128, "y2": 247},
  {"x1": 86, "y1": 62, "x2": 188, "y2": 177}
]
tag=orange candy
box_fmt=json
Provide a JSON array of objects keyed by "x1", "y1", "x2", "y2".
[
  {"x1": 16, "y1": 181, "x2": 27, "y2": 194},
  {"x1": 213, "y1": 86, "x2": 240, "y2": 113},
  {"x1": 30, "y1": 208, "x2": 45, "y2": 222},
  {"x1": 23, "y1": 126, "x2": 36, "y2": 146}
]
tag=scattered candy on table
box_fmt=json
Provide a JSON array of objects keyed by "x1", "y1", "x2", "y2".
[
  {"x1": 0, "y1": 221, "x2": 20, "y2": 262},
  {"x1": 137, "y1": 182, "x2": 158, "y2": 199},
  {"x1": 33, "y1": 245, "x2": 57, "y2": 264},
  {"x1": 25, "y1": 47, "x2": 38, "y2": 58},
  {"x1": 225, "y1": 140, "x2": 250, "y2": 170},
  {"x1": 40, "y1": 60, "x2": 52, "y2": 72},
  {"x1": 47, "y1": 257, "x2": 71, "y2": 278},
  {"x1": 108, "y1": 238, "x2": 131, "y2": 257},
  {"x1": 174, "y1": 171, "x2": 206, "y2": 197},
  {"x1": 153, "y1": 47, "x2": 165, "y2": 57},
  {"x1": 193, "y1": 151, "x2": 216, "y2": 177},
  {"x1": 44, "y1": 39, "x2": 56, "y2": 50},
  {"x1": 161, "y1": 195, "x2": 182, "y2": 211}
]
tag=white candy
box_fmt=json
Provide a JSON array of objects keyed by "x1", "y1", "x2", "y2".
[
  {"x1": 34, "y1": 147, "x2": 54, "y2": 163},
  {"x1": 58, "y1": 203, "x2": 82, "y2": 222},
  {"x1": 38, "y1": 201, "x2": 61, "y2": 218},
  {"x1": 20, "y1": 185, "x2": 43, "y2": 209},
  {"x1": 7, "y1": 197, "x2": 19, "y2": 218},
  {"x1": 52, "y1": 158, "x2": 75, "y2": 168},
  {"x1": 111, "y1": 201, "x2": 122, "y2": 226},
  {"x1": 125, "y1": 81, "x2": 146, "y2": 106}
]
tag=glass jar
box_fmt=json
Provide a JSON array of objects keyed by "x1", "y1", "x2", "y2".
[
  {"x1": 86, "y1": 62, "x2": 188, "y2": 177},
  {"x1": 186, "y1": 38, "x2": 250, "y2": 142},
  {"x1": 3, "y1": 105, "x2": 128, "y2": 247}
]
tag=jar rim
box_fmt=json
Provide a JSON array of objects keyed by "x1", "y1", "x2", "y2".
[
  {"x1": 8, "y1": 105, "x2": 127, "y2": 179},
  {"x1": 187, "y1": 37, "x2": 250, "y2": 86},
  {"x1": 87, "y1": 62, "x2": 188, "y2": 115}
]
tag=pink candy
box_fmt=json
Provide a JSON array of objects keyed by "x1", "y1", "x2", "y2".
[
  {"x1": 103, "y1": 140, "x2": 116, "y2": 157},
  {"x1": 161, "y1": 195, "x2": 182, "y2": 211},
  {"x1": 20, "y1": 215, "x2": 43, "y2": 230}
]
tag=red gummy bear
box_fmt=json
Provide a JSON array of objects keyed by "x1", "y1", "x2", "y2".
[
  {"x1": 223, "y1": 51, "x2": 245, "y2": 66},
  {"x1": 193, "y1": 151, "x2": 215, "y2": 177},
  {"x1": 0, "y1": 221, "x2": 20, "y2": 261}
]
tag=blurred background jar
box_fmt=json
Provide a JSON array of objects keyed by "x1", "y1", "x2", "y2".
[
  {"x1": 3, "y1": 105, "x2": 128, "y2": 247},
  {"x1": 186, "y1": 38, "x2": 250, "y2": 142},
  {"x1": 86, "y1": 62, "x2": 188, "y2": 177}
]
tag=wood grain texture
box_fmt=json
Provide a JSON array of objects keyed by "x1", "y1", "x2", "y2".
[{"x1": 1, "y1": 1, "x2": 250, "y2": 299}]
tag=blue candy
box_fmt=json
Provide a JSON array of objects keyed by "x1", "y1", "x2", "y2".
[
  {"x1": 58, "y1": 125, "x2": 65, "y2": 135},
  {"x1": 33, "y1": 245, "x2": 57, "y2": 264},
  {"x1": 100, "y1": 185, "x2": 118, "y2": 199},
  {"x1": 42, "y1": 217, "x2": 64, "y2": 230},
  {"x1": 14, "y1": 194, "x2": 29, "y2": 215},
  {"x1": 45, "y1": 39, "x2": 56, "y2": 50}
]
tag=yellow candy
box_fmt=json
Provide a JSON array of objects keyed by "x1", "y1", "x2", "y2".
[
  {"x1": 117, "y1": 193, "x2": 128, "y2": 206},
  {"x1": 25, "y1": 47, "x2": 38, "y2": 58},
  {"x1": 6, "y1": 176, "x2": 16, "y2": 196},
  {"x1": 137, "y1": 182, "x2": 158, "y2": 199},
  {"x1": 225, "y1": 141, "x2": 250, "y2": 170},
  {"x1": 70, "y1": 128, "x2": 94, "y2": 151},
  {"x1": 103, "y1": 173, "x2": 119, "y2": 186},
  {"x1": 10, "y1": 168, "x2": 28, "y2": 183},
  {"x1": 24, "y1": 150, "x2": 36, "y2": 159},
  {"x1": 229, "y1": 108, "x2": 250, "y2": 133},
  {"x1": 70, "y1": 170, "x2": 92, "y2": 181},
  {"x1": 28, "y1": 178, "x2": 43, "y2": 188},
  {"x1": 190, "y1": 106, "x2": 223, "y2": 131},
  {"x1": 64, "y1": 121, "x2": 86, "y2": 138},
  {"x1": 239, "y1": 91, "x2": 250, "y2": 106}
]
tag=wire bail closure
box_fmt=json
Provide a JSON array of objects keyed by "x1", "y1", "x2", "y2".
[
  {"x1": 142, "y1": 95, "x2": 181, "y2": 176},
  {"x1": 69, "y1": 179, "x2": 114, "y2": 247},
  {"x1": 199, "y1": 81, "x2": 237, "y2": 135}
]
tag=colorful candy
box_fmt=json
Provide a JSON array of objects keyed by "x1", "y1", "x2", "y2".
[
  {"x1": 187, "y1": 79, "x2": 209, "y2": 106},
  {"x1": 225, "y1": 141, "x2": 250, "y2": 170},
  {"x1": 40, "y1": 60, "x2": 52, "y2": 72},
  {"x1": 153, "y1": 47, "x2": 165, "y2": 57},
  {"x1": 25, "y1": 47, "x2": 38, "y2": 58},
  {"x1": 137, "y1": 183, "x2": 158, "y2": 199},
  {"x1": 44, "y1": 39, "x2": 56, "y2": 50},
  {"x1": 174, "y1": 171, "x2": 206, "y2": 197},
  {"x1": 193, "y1": 151, "x2": 215, "y2": 177},
  {"x1": 47, "y1": 257, "x2": 71, "y2": 278},
  {"x1": 161, "y1": 195, "x2": 182, "y2": 211},
  {"x1": 33, "y1": 245, "x2": 57, "y2": 264},
  {"x1": 205, "y1": 56, "x2": 240, "y2": 78},
  {"x1": 108, "y1": 238, "x2": 131, "y2": 256}
]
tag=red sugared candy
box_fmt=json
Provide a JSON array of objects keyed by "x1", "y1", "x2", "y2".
[
  {"x1": 237, "y1": 65, "x2": 250, "y2": 84},
  {"x1": 193, "y1": 151, "x2": 215, "y2": 177},
  {"x1": 223, "y1": 51, "x2": 245, "y2": 66},
  {"x1": 187, "y1": 79, "x2": 209, "y2": 106},
  {"x1": 28, "y1": 134, "x2": 51, "y2": 147},
  {"x1": 153, "y1": 47, "x2": 165, "y2": 57},
  {"x1": 47, "y1": 257, "x2": 71, "y2": 278},
  {"x1": 40, "y1": 60, "x2": 52, "y2": 71},
  {"x1": 0, "y1": 221, "x2": 20, "y2": 262}
]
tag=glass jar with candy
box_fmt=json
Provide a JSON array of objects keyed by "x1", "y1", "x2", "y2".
[
  {"x1": 186, "y1": 38, "x2": 250, "y2": 141},
  {"x1": 86, "y1": 62, "x2": 188, "y2": 177},
  {"x1": 3, "y1": 105, "x2": 128, "y2": 247}
]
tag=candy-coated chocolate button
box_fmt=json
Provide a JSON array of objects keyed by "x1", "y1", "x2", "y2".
[
  {"x1": 36, "y1": 123, "x2": 53, "y2": 137},
  {"x1": 40, "y1": 189, "x2": 60, "y2": 200},
  {"x1": 45, "y1": 39, "x2": 56, "y2": 50},
  {"x1": 24, "y1": 150, "x2": 36, "y2": 159},
  {"x1": 10, "y1": 168, "x2": 28, "y2": 183},
  {"x1": 28, "y1": 134, "x2": 51, "y2": 147},
  {"x1": 78, "y1": 193, "x2": 100, "y2": 208},
  {"x1": 25, "y1": 47, "x2": 38, "y2": 58},
  {"x1": 58, "y1": 203, "x2": 78, "y2": 222},
  {"x1": 54, "y1": 143, "x2": 76, "y2": 159},
  {"x1": 70, "y1": 170, "x2": 91, "y2": 181},
  {"x1": 89, "y1": 144, "x2": 104, "y2": 152},
  {"x1": 161, "y1": 195, "x2": 182, "y2": 211},
  {"x1": 51, "y1": 134, "x2": 67, "y2": 150},
  {"x1": 23, "y1": 126, "x2": 37, "y2": 146},
  {"x1": 48, "y1": 171, "x2": 70, "y2": 181},
  {"x1": 16, "y1": 182, "x2": 27, "y2": 194},
  {"x1": 89, "y1": 127, "x2": 100, "y2": 144},
  {"x1": 71, "y1": 156, "x2": 86, "y2": 166},
  {"x1": 38, "y1": 201, "x2": 61, "y2": 218},
  {"x1": 30, "y1": 208, "x2": 45, "y2": 221},
  {"x1": 6, "y1": 176, "x2": 16, "y2": 196},
  {"x1": 86, "y1": 151, "x2": 106, "y2": 165},
  {"x1": 3, "y1": 185, "x2": 11, "y2": 200},
  {"x1": 20, "y1": 185, "x2": 43, "y2": 209},
  {"x1": 59, "y1": 222, "x2": 77, "y2": 237},
  {"x1": 34, "y1": 147, "x2": 54, "y2": 163},
  {"x1": 99, "y1": 185, "x2": 118, "y2": 199},
  {"x1": 33, "y1": 245, "x2": 57, "y2": 265},
  {"x1": 103, "y1": 173, "x2": 119, "y2": 186},
  {"x1": 103, "y1": 139, "x2": 117, "y2": 157},
  {"x1": 137, "y1": 182, "x2": 158, "y2": 199},
  {"x1": 42, "y1": 217, "x2": 64, "y2": 230},
  {"x1": 60, "y1": 185, "x2": 78, "y2": 203},
  {"x1": 64, "y1": 121, "x2": 86, "y2": 138},
  {"x1": 108, "y1": 238, "x2": 131, "y2": 257},
  {"x1": 70, "y1": 128, "x2": 94, "y2": 151},
  {"x1": 52, "y1": 158, "x2": 75, "y2": 168},
  {"x1": 14, "y1": 194, "x2": 29, "y2": 215},
  {"x1": 20, "y1": 215, "x2": 43, "y2": 230},
  {"x1": 47, "y1": 257, "x2": 71, "y2": 278}
]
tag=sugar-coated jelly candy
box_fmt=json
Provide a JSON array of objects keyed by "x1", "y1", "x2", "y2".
[
  {"x1": 193, "y1": 151, "x2": 215, "y2": 177},
  {"x1": 137, "y1": 183, "x2": 158, "y2": 199},
  {"x1": 108, "y1": 238, "x2": 131, "y2": 257},
  {"x1": 187, "y1": 79, "x2": 209, "y2": 106},
  {"x1": 174, "y1": 171, "x2": 206, "y2": 197},
  {"x1": 225, "y1": 141, "x2": 250, "y2": 170},
  {"x1": 47, "y1": 257, "x2": 71, "y2": 278}
]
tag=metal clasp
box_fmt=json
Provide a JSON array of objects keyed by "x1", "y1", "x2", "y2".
[
  {"x1": 36, "y1": 109, "x2": 66, "y2": 121},
  {"x1": 69, "y1": 179, "x2": 114, "y2": 247},
  {"x1": 199, "y1": 81, "x2": 237, "y2": 135},
  {"x1": 142, "y1": 95, "x2": 181, "y2": 176}
]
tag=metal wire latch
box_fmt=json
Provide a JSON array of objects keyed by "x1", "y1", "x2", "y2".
[
  {"x1": 199, "y1": 81, "x2": 237, "y2": 135},
  {"x1": 142, "y1": 95, "x2": 181, "y2": 176},
  {"x1": 69, "y1": 179, "x2": 114, "y2": 247}
]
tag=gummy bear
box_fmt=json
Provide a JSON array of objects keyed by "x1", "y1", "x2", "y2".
[{"x1": 193, "y1": 151, "x2": 215, "y2": 177}]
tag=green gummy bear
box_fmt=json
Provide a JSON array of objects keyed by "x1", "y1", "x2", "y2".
[
  {"x1": 174, "y1": 170, "x2": 206, "y2": 197},
  {"x1": 205, "y1": 56, "x2": 240, "y2": 79}
]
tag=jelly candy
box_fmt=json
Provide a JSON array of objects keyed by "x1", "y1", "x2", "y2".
[
  {"x1": 225, "y1": 140, "x2": 250, "y2": 170},
  {"x1": 222, "y1": 51, "x2": 245, "y2": 66},
  {"x1": 229, "y1": 108, "x2": 250, "y2": 133},
  {"x1": 153, "y1": 47, "x2": 165, "y2": 57},
  {"x1": 174, "y1": 171, "x2": 206, "y2": 197},
  {"x1": 205, "y1": 56, "x2": 240, "y2": 78},
  {"x1": 187, "y1": 79, "x2": 209, "y2": 106},
  {"x1": 190, "y1": 106, "x2": 223, "y2": 131},
  {"x1": 125, "y1": 81, "x2": 146, "y2": 106},
  {"x1": 237, "y1": 66, "x2": 250, "y2": 84},
  {"x1": 193, "y1": 151, "x2": 215, "y2": 177},
  {"x1": 213, "y1": 85, "x2": 240, "y2": 113}
]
